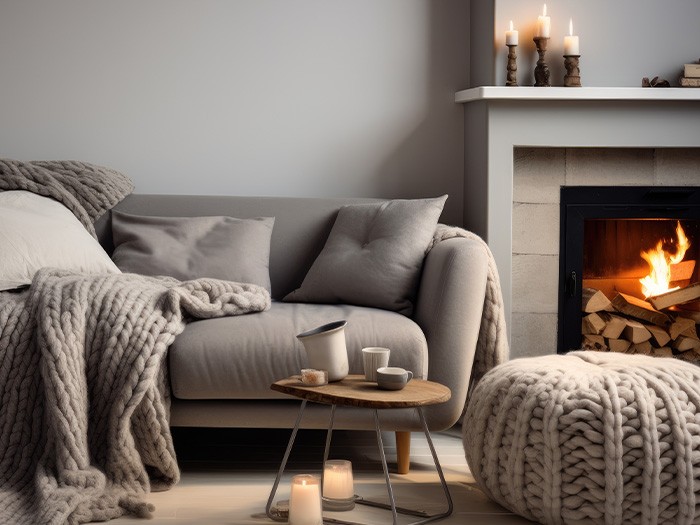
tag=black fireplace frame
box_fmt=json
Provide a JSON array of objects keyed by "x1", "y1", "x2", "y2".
[{"x1": 558, "y1": 186, "x2": 700, "y2": 354}]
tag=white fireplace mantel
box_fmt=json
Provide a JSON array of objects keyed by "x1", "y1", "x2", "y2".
[
  {"x1": 456, "y1": 86, "x2": 700, "y2": 103},
  {"x1": 456, "y1": 86, "x2": 700, "y2": 342}
]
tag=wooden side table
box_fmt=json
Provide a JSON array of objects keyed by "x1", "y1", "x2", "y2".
[{"x1": 265, "y1": 375, "x2": 453, "y2": 525}]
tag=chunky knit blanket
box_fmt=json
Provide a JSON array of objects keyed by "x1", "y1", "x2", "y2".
[
  {"x1": 0, "y1": 160, "x2": 271, "y2": 524},
  {"x1": 429, "y1": 225, "x2": 509, "y2": 402}
]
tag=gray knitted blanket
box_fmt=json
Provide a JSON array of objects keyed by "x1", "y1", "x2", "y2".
[
  {"x1": 429, "y1": 225, "x2": 509, "y2": 403},
  {"x1": 0, "y1": 160, "x2": 271, "y2": 524}
]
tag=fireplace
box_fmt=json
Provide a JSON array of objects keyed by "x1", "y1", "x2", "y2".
[{"x1": 559, "y1": 186, "x2": 700, "y2": 359}]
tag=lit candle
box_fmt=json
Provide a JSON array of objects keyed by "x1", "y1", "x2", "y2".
[
  {"x1": 536, "y1": 4, "x2": 551, "y2": 38},
  {"x1": 505, "y1": 20, "x2": 518, "y2": 46},
  {"x1": 289, "y1": 475, "x2": 323, "y2": 525},
  {"x1": 564, "y1": 18, "x2": 579, "y2": 55}
]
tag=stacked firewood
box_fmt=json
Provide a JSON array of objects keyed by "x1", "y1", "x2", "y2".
[{"x1": 581, "y1": 283, "x2": 700, "y2": 363}]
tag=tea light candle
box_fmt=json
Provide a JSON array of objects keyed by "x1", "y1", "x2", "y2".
[
  {"x1": 505, "y1": 20, "x2": 518, "y2": 46},
  {"x1": 301, "y1": 369, "x2": 328, "y2": 386},
  {"x1": 564, "y1": 18, "x2": 579, "y2": 55},
  {"x1": 289, "y1": 475, "x2": 323, "y2": 525},
  {"x1": 536, "y1": 4, "x2": 551, "y2": 38}
]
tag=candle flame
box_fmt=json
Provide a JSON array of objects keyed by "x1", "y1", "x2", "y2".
[
  {"x1": 569, "y1": 18, "x2": 573, "y2": 36},
  {"x1": 639, "y1": 221, "x2": 691, "y2": 298},
  {"x1": 543, "y1": 4, "x2": 547, "y2": 16},
  {"x1": 509, "y1": 20, "x2": 513, "y2": 31}
]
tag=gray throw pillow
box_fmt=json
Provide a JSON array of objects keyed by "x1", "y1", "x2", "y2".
[
  {"x1": 111, "y1": 211, "x2": 274, "y2": 292},
  {"x1": 284, "y1": 195, "x2": 447, "y2": 315}
]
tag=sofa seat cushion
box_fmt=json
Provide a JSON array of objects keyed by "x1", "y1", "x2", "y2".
[{"x1": 169, "y1": 301, "x2": 428, "y2": 400}]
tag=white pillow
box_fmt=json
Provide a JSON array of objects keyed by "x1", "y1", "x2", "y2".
[{"x1": 0, "y1": 191, "x2": 120, "y2": 291}]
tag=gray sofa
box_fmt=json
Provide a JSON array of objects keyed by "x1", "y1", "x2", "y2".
[{"x1": 96, "y1": 194, "x2": 489, "y2": 463}]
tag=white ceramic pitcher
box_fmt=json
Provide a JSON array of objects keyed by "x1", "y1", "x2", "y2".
[{"x1": 296, "y1": 320, "x2": 349, "y2": 382}]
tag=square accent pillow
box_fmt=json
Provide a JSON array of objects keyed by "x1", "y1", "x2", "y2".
[
  {"x1": 111, "y1": 211, "x2": 275, "y2": 292},
  {"x1": 0, "y1": 190, "x2": 121, "y2": 291},
  {"x1": 284, "y1": 195, "x2": 447, "y2": 315}
]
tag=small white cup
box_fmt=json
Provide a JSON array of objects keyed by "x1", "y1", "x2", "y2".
[
  {"x1": 376, "y1": 367, "x2": 413, "y2": 390},
  {"x1": 362, "y1": 347, "x2": 390, "y2": 382}
]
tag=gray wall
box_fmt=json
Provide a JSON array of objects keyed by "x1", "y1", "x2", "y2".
[
  {"x1": 0, "y1": 1, "x2": 468, "y2": 225},
  {"x1": 480, "y1": 0, "x2": 700, "y2": 87}
]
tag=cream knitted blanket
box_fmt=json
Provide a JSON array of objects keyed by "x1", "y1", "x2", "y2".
[{"x1": 0, "y1": 160, "x2": 271, "y2": 524}]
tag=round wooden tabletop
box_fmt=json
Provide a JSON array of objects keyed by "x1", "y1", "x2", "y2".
[{"x1": 270, "y1": 375, "x2": 451, "y2": 409}]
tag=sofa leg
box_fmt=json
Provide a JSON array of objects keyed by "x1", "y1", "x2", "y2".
[{"x1": 396, "y1": 431, "x2": 411, "y2": 474}]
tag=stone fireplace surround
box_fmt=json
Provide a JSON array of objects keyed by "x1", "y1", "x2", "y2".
[
  {"x1": 457, "y1": 87, "x2": 700, "y2": 359},
  {"x1": 513, "y1": 147, "x2": 699, "y2": 359}
]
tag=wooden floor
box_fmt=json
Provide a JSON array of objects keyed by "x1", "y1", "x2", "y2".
[{"x1": 104, "y1": 426, "x2": 532, "y2": 524}]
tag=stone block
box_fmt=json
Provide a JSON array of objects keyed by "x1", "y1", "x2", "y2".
[
  {"x1": 513, "y1": 147, "x2": 566, "y2": 203},
  {"x1": 565, "y1": 148, "x2": 654, "y2": 186},
  {"x1": 654, "y1": 148, "x2": 700, "y2": 185},
  {"x1": 512, "y1": 203, "x2": 559, "y2": 255},
  {"x1": 510, "y1": 313, "x2": 558, "y2": 358},
  {"x1": 512, "y1": 254, "x2": 559, "y2": 314}
]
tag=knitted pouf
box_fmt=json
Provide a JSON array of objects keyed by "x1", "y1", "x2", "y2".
[{"x1": 463, "y1": 351, "x2": 700, "y2": 525}]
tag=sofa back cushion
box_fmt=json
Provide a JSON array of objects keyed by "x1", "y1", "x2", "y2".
[
  {"x1": 95, "y1": 195, "x2": 380, "y2": 300},
  {"x1": 111, "y1": 211, "x2": 274, "y2": 291},
  {"x1": 284, "y1": 196, "x2": 447, "y2": 315}
]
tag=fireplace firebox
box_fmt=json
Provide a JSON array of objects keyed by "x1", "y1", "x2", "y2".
[{"x1": 558, "y1": 186, "x2": 700, "y2": 358}]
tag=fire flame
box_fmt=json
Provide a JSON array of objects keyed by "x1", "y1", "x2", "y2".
[{"x1": 639, "y1": 221, "x2": 690, "y2": 298}]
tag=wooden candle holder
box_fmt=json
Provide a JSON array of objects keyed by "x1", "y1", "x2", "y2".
[
  {"x1": 506, "y1": 45, "x2": 518, "y2": 86},
  {"x1": 533, "y1": 36, "x2": 550, "y2": 87},
  {"x1": 564, "y1": 55, "x2": 582, "y2": 87}
]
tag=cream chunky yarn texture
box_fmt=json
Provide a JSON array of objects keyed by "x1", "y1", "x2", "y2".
[
  {"x1": 0, "y1": 161, "x2": 271, "y2": 524},
  {"x1": 463, "y1": 351, "x2": 700, "y2": 524}
]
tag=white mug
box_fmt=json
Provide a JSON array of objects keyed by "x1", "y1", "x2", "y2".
[
  {"x1": 361, "y1": 347, "x2": 390, "y2": 382},
  {"x1": 376, "y1": 367, "x2": 413, "y2": 390},
  {"x1": 297, "y1": 321, "x2": 349, "y2": 382}
]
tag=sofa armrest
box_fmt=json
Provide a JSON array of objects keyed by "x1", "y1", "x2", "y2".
[{"x1": 413, "y1": 237, "x2": 489, "y2": 430}]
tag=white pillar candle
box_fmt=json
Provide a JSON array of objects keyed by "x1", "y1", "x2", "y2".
[
  {"x1": 289, "y1": 475, "x2": 323, "y2": 525},
  {"x1": 323, "y1": 460, "x2": 354, "y2": 500},
  {"x1": 536, "y1": 4, "x2": 551, "y2": 38},
  {"x1": 505, "y1": 20, "x2": 519, "y2": 46},
  {"x1": 564, "y1": 18, "x2": 579, "y2": 55}
]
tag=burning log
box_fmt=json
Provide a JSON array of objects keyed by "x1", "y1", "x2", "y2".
[
  {"x1": 670, "y1": 260, "x2": 696, "y2": 282},
  {"x1": 612, "y1": 293, "x2": 672, "y2": 327},
  {"x1": 639, "y1": 220, "x2": 691, "y2": 298},
  {"x1": 648, "y1": 282, "x2": 700, "y2": 311},
  {"x1": 582, "y1": 288, "x2": 612, "y2": 313}
]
